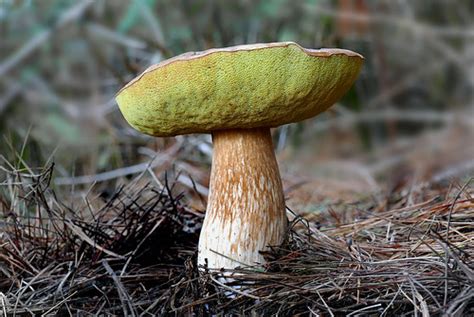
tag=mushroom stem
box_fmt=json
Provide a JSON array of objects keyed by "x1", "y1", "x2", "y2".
[{"x1": 198, "y1": 127, "x2": 287, "y2": 270}]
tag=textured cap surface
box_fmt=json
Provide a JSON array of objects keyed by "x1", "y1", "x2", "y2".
[{"x1": 116, "y1": 42, "x2": 363, "y2": 137}]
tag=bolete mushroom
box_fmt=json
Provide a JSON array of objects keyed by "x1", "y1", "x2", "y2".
[{"x1": 116, "y1": 42, "x2": 363, "y2": 270}]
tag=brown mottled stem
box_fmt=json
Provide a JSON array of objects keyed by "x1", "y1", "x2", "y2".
[{"x1": 198, "y1": 128, "x2": 287, "y2": 270}]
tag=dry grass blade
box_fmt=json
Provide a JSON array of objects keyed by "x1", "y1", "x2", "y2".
[
  {"x1": 1, "y1": 162, "x2": 473, "y2": 315},
  {"x1": 102, "y1": 260, "x2": 136, "y2": 316}
]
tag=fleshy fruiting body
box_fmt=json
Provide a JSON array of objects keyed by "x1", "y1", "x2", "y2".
[
  {"x1": 116, "y1": 42, "x2": 363, "y2": 137},
  {"x1": 115, "y1": 42, "x2": 364, "y2": 271}
]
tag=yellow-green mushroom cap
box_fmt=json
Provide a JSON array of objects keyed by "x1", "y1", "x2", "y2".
[{"x1": 116, "y1": 42, "x2": 363, "y2": 137}]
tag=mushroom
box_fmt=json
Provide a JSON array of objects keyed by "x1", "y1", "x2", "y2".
[{"x1": 116, "y1": 42, "x2": 363, "y2": 270}]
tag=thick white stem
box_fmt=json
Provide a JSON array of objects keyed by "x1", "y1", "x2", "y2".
[{"x1": 198, "y1": 128, "x2": 287, "y2": 270}]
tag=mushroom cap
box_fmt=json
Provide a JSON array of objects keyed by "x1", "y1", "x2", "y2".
[{"x1": 116, "y1": 42, "x2": 363, "y2": 137}]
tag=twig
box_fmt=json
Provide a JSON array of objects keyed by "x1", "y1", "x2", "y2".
[
  {"x1": 316, "y1": 290, "x2": 334, "y2": 317},
  {"x1": 209, "y1": 275, "x2": 261, "y2": 300},
  {"x1": 444, "y1": 179, "x2": 472, "y2": 306},
  {"x1": 347, "y1": 304, "x2": 382, "y2": 316},
  {"x1": 0, "y1": 0, "x2": 94, "y2": 78},
  {"x1": 41, "y1": 291, "x2": 78, "y2": 316},
  {"x1": 86, "y1": 23, "x2": 147, "y2": 49},
  {"x1": 311, "y1": 110, "x2": 473, "y2": 134},
  {"x1": 65, "y1": 219, "x2": 125, "y2": 259},
  {"x1": 432, "y1": 160, "x2": 474, "y2": 183},
  {"x1": 304, "y1": 3, "x2": 474, "y2": 39},
  {"x1": 102, "y1": 260, "x2": 137, "y2": 317},
  {"x1": 54, "y1": 143, "x2": 181, "y2": 185}
]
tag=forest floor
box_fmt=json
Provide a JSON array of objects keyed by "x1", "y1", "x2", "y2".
[{"x1": 0, "y1": 160, "x2": 472, "y2": 316}]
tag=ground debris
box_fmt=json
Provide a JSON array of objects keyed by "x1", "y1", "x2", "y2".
[{"x1": 0, "y1": 165, "x2": 473, "y2": 315}]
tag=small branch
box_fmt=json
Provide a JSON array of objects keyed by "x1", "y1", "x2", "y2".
[
  {"x1": 305, "y1": 4, "x2": 474, "y2": 39},
  {"x1": 86, "y1": 23, "x2": 147, "y2": 49},
  {"x1": 65, "y1": 219, "x2": 125, "y2": 259},
  {"x1": 102, "y1": 260, "x2": 137, "y2": 317},
  {"x1": 54, "y1": 143, "x2": 181, "y2": 186},
  {"x1": 0, "y1": 0, "x2": 94, "y2": 78},
  {"x1": 310, "y1": 109, "x2": 473, "y2": 134}
]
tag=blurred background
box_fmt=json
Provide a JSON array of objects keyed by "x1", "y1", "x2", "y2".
[{"x1": 1, "y1": 0, "x2": 473, "y2": 214}]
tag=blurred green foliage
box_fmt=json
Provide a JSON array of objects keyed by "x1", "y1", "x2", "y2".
[{"x1": 0, "y1": 0, "x2": 472, "y2": 179}]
